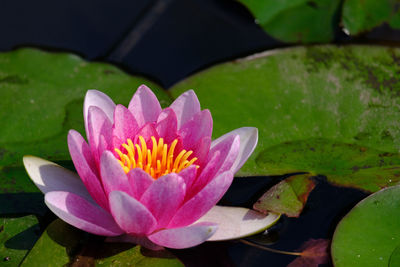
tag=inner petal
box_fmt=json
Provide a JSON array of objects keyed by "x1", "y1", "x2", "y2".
[{"x1": 114, "y1": 136, "x2": 198, "y2": 179}]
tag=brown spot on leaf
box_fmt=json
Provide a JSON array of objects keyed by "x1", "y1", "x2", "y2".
[
  {"x1": 0, "y1": 75, "x2": 28, "y2": 84},
  {"x1": 103, "y1": 69, "x2": 116, "y2": 75}
]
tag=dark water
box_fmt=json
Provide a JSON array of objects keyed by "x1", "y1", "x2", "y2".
[{"x1": 172, "y1": 176, "x2": 368, "y2": 267}]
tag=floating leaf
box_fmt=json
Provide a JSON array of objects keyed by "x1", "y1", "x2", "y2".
[
  {"x1": 0, "y1": 215, "x2": 40, "y2": 266},
  {"x1": 342, "y1": 0, "x2": 396, "y2": 35},
  {"x1": 238, "y1": 0, "x2": 341, "y2": 43},
  {"x1": 170, "y1": 45, "x2": 400, "y2": 192},
  {"x1": 0, "y1": 48, "x2": 169, "y2": 169},
  {"x1": 332, "y1": 185, "x2": 400, "y2": 266},
  {"x1": 20, "y1": 219, "x2": 82, "y2": 266},
  {"x1": 256, "y1": 138, "x2": 400, "y2": 192},
  {"x1": 288, "y1": 239, "x2": 330, "y2": 267},
  {"x1": 96, "y1": 245, "x2": 184, "y2": 267},
  {"x1": 253, "y1": 174, "x2": 315, "y2": 217},
  {"x1": 389, "y1": 244, "x2": 400, "y2": 267},
  {"x1": 21, "y1": 219, "x2": 184, "y2": 266}
]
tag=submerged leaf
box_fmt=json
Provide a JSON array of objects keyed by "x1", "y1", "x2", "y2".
[
  {"x1": 288, "y1": 239, "x2": 330, "y2": 267},
  {"x1": 253, "y1": 174, "x2": 315, "y2": 217}
]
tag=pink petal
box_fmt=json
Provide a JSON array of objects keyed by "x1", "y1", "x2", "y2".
[
  {"x1": 208, "y1": 133, "x2": 240, "y2": 177},
  {"x1": 178, "y1": 109, "x2": 212, "y2": 150},
  {"x1": 112, "y1": 104, "x2": 139, "y2": 142},
  {"x1": 168, "y1": 171, "x2": 234, "y2": 228},
  {"x1": 187, "y1": 151, "x2": 221, "y2": 198},
  {"x1": 156, "y1": 107, "x2": 178, "y2": 144},
  {"x1": 23, "y1": 156, "x2": 94, "y2": 203},
  {"x1": 106, "y1": 234, "x2": 163, "y2": 250},
  {"x1": 45, "y1": 191, "x2": 123, "y2": 236},
  {"x1": 189, "y1": 135, "x2": 239, "y2": 197},
  {"x1": 84, "y1": 90, "x2": 116, "y2": 138},
  {"x1": 68, "y1": 130, "x2": 109, "y2": 210},
  {"x1": 87, "y1": 106, "x2": 113, "y2": 165},
  {"x1": 134, "y1": 123, "x2": 159, "y2": 143},
  {"x1": 100, "y1": 151, "x2": 133, "y2": 197},
  {"x1": 128, "y1": 85, "x2": 162, "y2": 127},
  {"x1": 177, "y1": 165, "x2": 198, "y2": 191},
  {"x1": 140, "y1": 173, "x2": 186, "y2": 228},
  {"x1": 148, "y1": 222, "x2": 217, "y2": 249},
  {"x1": 109, "y1": 191, "x2": 157, "y2": 235},
  {"x1": 211, "y1": 127, "x2": 258, "y2": 173},
  {"x1": 127, "y1": 168, "x2": 154, "y2": 200},
  {"x1": 190, "y1": 136, "x2": 211, "y2": 169},
  {"x1": 170, "y1": 90, "x2": 201, "y2": 129}
]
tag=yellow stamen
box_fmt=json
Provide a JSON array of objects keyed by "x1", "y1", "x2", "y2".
[{"x1": 114, "y1": 136, "x2": 198, "y2": 179}]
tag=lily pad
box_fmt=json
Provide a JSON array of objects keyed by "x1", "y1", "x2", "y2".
[
  {"x1": 0, "y1": 215, "x2": 40, "y2": 266},
  {"x1": 238, "y1": 0, "x2": 342, "y2": 43},
  {"x1": 170, "y1": 45, "x2": 400, "y2": 192},
  {"x1": 389, "y1": 244, "x2": 400, "y2": 267},
  {"x1": 20, "y1": 219, "x2": 82, "y2": 266},
  {"x1": 331, "y1": 185, "x2": 400, "y2": 266},
  {"x1": 0, "y1": 48, "x2": 169, "y2": 168},
  {"x1": 253, "y1": 173, "x2": 315, "y2": 217},
  {"x1": 342, "y1": 0, "x2": 398, "y2": 35},
  {"x1": 21, "y1": 219, "x2": 184, "y2": 266},
  {"x1": 256, "y1": 138, "x2": 400, "y2": 192}
]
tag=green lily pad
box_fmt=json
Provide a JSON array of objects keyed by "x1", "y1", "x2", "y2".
[
  {"x1": 342, "y1": 0, "x2": 397, "y2": 35},
  {"x1": 256, "y1": 138, "x2": 400, "y2": 192},
  {"x1": 389, "y1": 244, "x2": 400, "y2": 267},
  {"x1": 0, "y1": 48, "x2": 169, "y2": 169},
  {"x1": 20, "y1": 219, "x2": 82, "y2": 266},
  {"x1": 170, "y1": 45, "x2": 400, "y2": 192},
  {"x1": 21, "y1": 219, "x2": 183, "y2": 266},
  {"x1": 96, "y1": 245, "x2": 184, "y2": 267},
  {"x1": 0, "y1": 215, "x2": 40, "y2": 266},
  {"x1": 331, "y1": 185, "x2": 400, "y2": 266},
  {"x1": 253, "y1": 173, "x2": 315, "y2": 217},
  {"x1": 238, "y1": 0, "x2": 342, "y2": 43}
]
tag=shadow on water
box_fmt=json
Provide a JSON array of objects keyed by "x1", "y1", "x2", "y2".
[{"x1": 0, "y1": 192, "x2": 48, "y2": 217}]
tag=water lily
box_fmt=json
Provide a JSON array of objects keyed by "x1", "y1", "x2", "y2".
[{"x1": 23, "y1": 85, "x2": 279, "y2": 249}]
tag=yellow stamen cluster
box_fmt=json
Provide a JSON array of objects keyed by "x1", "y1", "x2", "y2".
[{"x1": 115, "y1": 136, "x2": 197, "y2": 179}]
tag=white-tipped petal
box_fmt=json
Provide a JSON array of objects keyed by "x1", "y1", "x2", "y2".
[
  {"x1": 211, "y1": 127, "x2": 258, "y2": 173},
  {"x1": 23, "y1": 156, "x2": 94, "y2": 203},
  {"x1": 84, "y1": 89, "x2": 116, "y2": 136},
  {"x1": 196, "y1": 206, "x2": 280, "y2": 241}
]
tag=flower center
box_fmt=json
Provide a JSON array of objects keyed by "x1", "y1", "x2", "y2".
[{"x1": 114, "y1": 136, "x2": 197, "y2": 179}]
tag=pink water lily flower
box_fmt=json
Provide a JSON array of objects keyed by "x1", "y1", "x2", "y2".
[{"x1": 23, "y1": 85, "x2": 279, "y2": 249}]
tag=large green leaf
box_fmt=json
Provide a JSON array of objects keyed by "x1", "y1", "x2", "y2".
[
  {"x1": 331, "y1": 185, "x2": 400, "y2": 266},
  {"x1": 0, "y1": 215, "x2": 40, "y2": 266},
  {"x1": 21, "y1": 219, "x2": 184, "y2": 266},
  {"x1": 20, "y1": 219, "x2": 82, "y2": 266},
  {"x1": 170, "y1": 45, "x2": 400, "y2": 191},
  {"x1": 256, "y1": 138, "x2": 400, "y2": 192},
  {"x1": 0, "y1": 48, "x2": 169, "y2": 169},
  {"x1": 342, "y1": 0, "x2": 397, "y2": 35},
  {"x1": 238, "y1": 0, "x2": 341, "y2": 43}
]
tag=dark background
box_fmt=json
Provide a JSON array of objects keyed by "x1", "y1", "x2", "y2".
[{"x1": 1, "y1": 0, "x2": 399, "y2": 266}]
